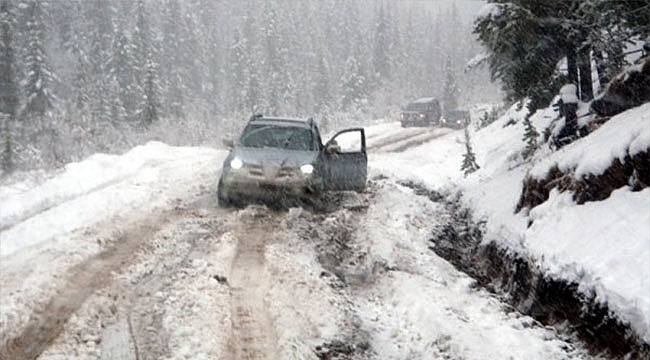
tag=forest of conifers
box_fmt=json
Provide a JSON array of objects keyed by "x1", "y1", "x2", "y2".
[{"x1": 0, "y1": 0, "x2": 490, "y2": 174}]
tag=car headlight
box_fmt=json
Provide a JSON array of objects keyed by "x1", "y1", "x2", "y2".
[
  {"x1": 230, "y1": 157, "x2": 243, "y2": 169},
  {"x1": 300, "y1": 164, "x2": 314, "y2": 174}
]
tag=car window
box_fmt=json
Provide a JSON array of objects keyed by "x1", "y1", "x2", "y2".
[
  {"x1": 331, "y1": 131, "x2": 363, "y2": 153},
  {"x1": 406, "y1": 103, "x2": 427, "y2": 111},
  {"x1": 240, "y1": 124, "x2": 314, "y2": 151}
]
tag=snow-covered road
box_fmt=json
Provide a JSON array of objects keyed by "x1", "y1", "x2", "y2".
[{"x1": 0, "y1": 123, "x2": 633, "y2": 359}]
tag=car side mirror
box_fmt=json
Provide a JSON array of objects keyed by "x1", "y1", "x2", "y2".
[
  {"x1": 223, "y1": 138, "x2": 234, "y2": 148},
  {"x1": 325, "y1": 143, "x2": 341, "y2": 155}
]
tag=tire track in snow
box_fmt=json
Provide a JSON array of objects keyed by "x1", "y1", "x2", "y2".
[
  {"x1": 367, "y1": 127, "x2": 452, "y2": 153},
  {"x1": 0, "y1": 211, "x2": 172, "y2": 360},
  {"x1": 226, "y1": 208, "x2": 279, "y2": 360}
]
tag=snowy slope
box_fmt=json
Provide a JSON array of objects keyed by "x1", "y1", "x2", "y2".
[{"x1": 371, "y1": 103, "x2": 650, "y2": 343}]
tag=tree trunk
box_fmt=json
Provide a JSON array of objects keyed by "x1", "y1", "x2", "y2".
[
  {"x1": 592, "y1": 50, "x2": 610, "y2": 94},
  {"x1": 1, "y1": 114, "x2": 14, "y2": 174},
  {"x1": 566, "y1": 47, "x2": 578, "y2": 87},
  {"x1": 578, "y1": 46, "x2": 593, "y2": 101}
]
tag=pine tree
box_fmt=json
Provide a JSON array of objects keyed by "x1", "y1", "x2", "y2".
[
  {"x1": 0, "y1": 0, "x2": 18, "y2": 174},
  {"x1": 314, "y1": 50, "x2": 332, "y2": 114},
  {"x1": 21, "y1": 0, "x2": 56, "y2": 122},
  {"x1": 442, "y1": 56, "x2": 459, "y2": 112},
  {"x1": 474, "y1": 0, "x2": 650, "y2": 111},
  {"x1": 262, "y1": 1, "x2": 292, "y2": 114},
  {"x1": 240, "y1": 8, "x2": 261, "y2": 114},
  {"x1": 474, "y1": 1, "x2": 567, "y2": 111},
  {"x1": 340, "y1": 54, "x2": 366, "y2": 111},
  {"x1": 373, "y1": 3, "x2": 390, "y2": 85},
  {"x1": 522, "y1": 115, "x2": 539, "y2": 160},
  {"x1": 339, "y1": 1, "x2": 368, "y2": 112},
  {"x1": 161, "y1": 0, "x2": 187, "y2": 118},
  {"x1": 228, "y1": 29, "x2": 247, "y2": 113},
  {"x1": 133, "y1": 0, "x2": 161, "y2": 127},
  {"x1": 142, "y1": 56, "x2": 160, "y2": 126},
  {"x1": 87, "y1": 0, "x2": 116, "y2": 126},
  {"x1": 113, "y1": 19, "x2": 138, "y2": 123},
  {"x1": 461, "y1": 127, "x2": 480, "y2": 176}
]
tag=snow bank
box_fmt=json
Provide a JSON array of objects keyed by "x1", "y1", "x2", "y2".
[
  {"x1": 530, "y1": 103, "x2": 650, "y2": 179},
  {"x1": 373, "y1": 101, "x2": 650, "y2": 343},
  {"x1": 463, "y1": 104, "x2": 650, "y2": 343},
  {"x1": 0, "y1": 141, "x2": 225, "y2": 257},
  {"x1": 0, "y1": 141, "x2": 200, "y2": 229},
  {"x1": 528, "y1": 187, "x2": 650, "y2": 339}
]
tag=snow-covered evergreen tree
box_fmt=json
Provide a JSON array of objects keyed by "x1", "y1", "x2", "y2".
[
  {"x1": 113, "y1": 19, "x2": 138, "y2": 123},
  {"x1": 142, "y1": 56, "x2": 160, "y2": 127},
  {"x1": 373, "y1": 3, "x2": 390, "y2": 85},
  {"x1": 0, "y1": 0, "x2": 503, "y2": 170},
  {"x1": 228, "y1": 29, "x2": 248, "y2": 113},
  {"x1": 262, "y1": 1, "x2": 293, "y2": 115},
  {"x1": 240, "y1": 9, "x2": 261, "y2": 114},
  {"x1": 522, "y1": 115, "x2": 539, "y2": 160},
  {"x1": 87, "y1": 0, "x2": 118, "y2": 127},
  {"x1": 474, "y1": 0, "x2": 650, "y2": 110},
  {"x1": 0, "y1": 0, "x2": 18, "y2": 174},
  {"x1": 161, "y1": 0, "x2": 187, "y2": 118},
  {"x1": 442, "y1": 56, "x2": 459, "y2": 112},
  {"x1": 461, "y1": 127, "x2": 480, "y2": 176},
  {"x1": 314, "y1": 50, "x2": 333, "y2": 114},
  {"x1": 340, "y1": 54, "x2": 366, "y2": 111},
  {"x1": 132, "y1": 0, "x2": 161, "y2": 127},
  {"x1": 21, "y1": 0, "x2": 56, "y2": 121}
]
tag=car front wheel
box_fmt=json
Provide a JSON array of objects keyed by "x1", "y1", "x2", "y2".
[{"x1": 217, "y1": 178, "x2": 235, "y2": 207}]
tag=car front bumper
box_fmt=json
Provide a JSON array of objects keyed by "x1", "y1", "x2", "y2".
[{"x1": 220, "y1": 169, "x2": 320, "y2": 202}]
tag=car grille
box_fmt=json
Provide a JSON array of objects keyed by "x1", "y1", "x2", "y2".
[
  {"x1": 248, "y1": 165, "x2": 264, "y2": 176},
  {"x1": 277, "y1": 167, "x2": 294, "y2": 178},
  {"x1": 404, "y1": 114, "x2": 423, "y2": 121},
  {"x1": 246, "y1": 165, "x2": 295, "y2": 179}
]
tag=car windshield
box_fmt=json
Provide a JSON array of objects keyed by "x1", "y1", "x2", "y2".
[
  {"x1": 405, "y1": 103, "x2": 428, "y2": 111},
  {"x1": 240, "y1": 124, "x2": 313, "y2": 151}
]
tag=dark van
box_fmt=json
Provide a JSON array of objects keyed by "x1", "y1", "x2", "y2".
[{"x1": 400, "y1": 98, "x2": 441, "y2": 127}]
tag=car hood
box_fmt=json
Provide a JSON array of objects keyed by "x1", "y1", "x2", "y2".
[{"x1": 231, "y1": 147, "x2": 319, "y2": 167}]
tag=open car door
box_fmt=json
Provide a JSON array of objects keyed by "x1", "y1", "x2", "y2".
[{"x1": 322, "y1": 128, "x2": 367, "y2": 191}]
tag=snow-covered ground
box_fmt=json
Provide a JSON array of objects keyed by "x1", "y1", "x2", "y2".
[
  {"x1": 371, "y1": 103, "x2": 650, "y2": 344},
  {"x1": 1, "y1": 102, "x2": 648, "y2": 358}
]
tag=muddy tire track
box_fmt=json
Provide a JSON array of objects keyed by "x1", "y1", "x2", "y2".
[
  {"x1": 226, "y1": 209, "x2": 279, "y2": 360},
  {"x1": 123, "y1": 210, "x2": 228, "y2": 360},
  {"x1": 0, "y1": 198, "x2": 224, "y2": 360},
  {"x1": 0, "y1": 213, "x2": 170, "y2": 360}
]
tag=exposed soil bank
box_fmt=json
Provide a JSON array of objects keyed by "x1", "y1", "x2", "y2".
[
  {"x1": 516, "y1": 150, "x2": 649, "y2": 211},
  {"x1": 402, "y1": 181, "x2": 650, "y2": 359}
]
